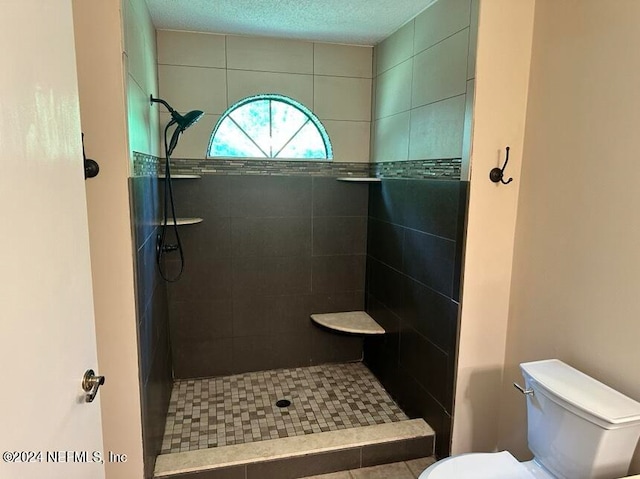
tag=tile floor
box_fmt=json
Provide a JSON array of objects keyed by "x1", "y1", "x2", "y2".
[
  {"x1": 161, "y1": 362, "x2": 409, "y2": 453},
  {"x1": 302, "y1": 457, "x2": 437, "y2": 479}
]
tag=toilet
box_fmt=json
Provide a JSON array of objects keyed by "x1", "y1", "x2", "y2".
[{"x1": 420, "y1": 359, "x2": 640, "y2": 479}]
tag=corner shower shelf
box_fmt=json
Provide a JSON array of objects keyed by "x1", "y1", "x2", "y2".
[
  {"x1": 160, "y1": 217, "x2": 203, "y2": 226},
  {"x1": 336, "y1": 177, "x2": 381, "y2": 183},
  {"x1": 158, "y1": 174, "x2": 201, "y2": 179},
  {"x1": 310, "y1": 311, "x2": 385, "y2": 335}
]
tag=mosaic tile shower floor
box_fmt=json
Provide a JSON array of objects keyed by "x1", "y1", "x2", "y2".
[{"x1": 160, "y1": 362, "x2": 408, "y2": 454}]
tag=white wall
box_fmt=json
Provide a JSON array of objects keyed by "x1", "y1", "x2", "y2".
[
  {"x1": 452, "y1": 0, "x2": 535, "y2": 454},
  {"x1": 498, "y1": 1, "x2": 640, "y2": 473},
  {"x1": 156, "y1": 31, "x2": 372, "y2": 162},
  {"x1": 72, "y1": 1, "x2": 145, "y2": 477}
]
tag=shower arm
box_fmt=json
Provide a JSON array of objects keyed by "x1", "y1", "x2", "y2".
[
  {"x1": 151, "y1": 95, "x2": 179, "y2": 132},
  {"x1": 150, "y1": 95, "x2": 202, "y2": 134},
  {"x1": 150, "y1": 95, "x2": 176, "y2": 114}
]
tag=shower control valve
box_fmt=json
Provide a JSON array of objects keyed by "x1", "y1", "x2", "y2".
[{"x1": 162, "y1": 243, "x2": 179, "y2": 253}]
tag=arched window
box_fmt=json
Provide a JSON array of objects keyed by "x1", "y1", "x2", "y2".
[{"x1": 208, "y1": 94, "x2": 332, "y2": 160}]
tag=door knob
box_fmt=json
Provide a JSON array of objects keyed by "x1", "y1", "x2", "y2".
[{"x1": 82, "y1": 369, "x2": 105, "y2": 403}]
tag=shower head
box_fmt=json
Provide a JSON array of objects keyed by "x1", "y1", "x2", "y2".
[
  {"x1": 171, "y1": 109, "x2": 204, "y2": 132},
  {"x1": 151, "y1": 95, "x2": 204, "y2": 156},
  {"x1": 150, "y1": 95, "x2": 204, "y2": 132}
]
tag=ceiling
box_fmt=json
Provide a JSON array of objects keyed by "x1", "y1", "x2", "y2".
[{"x1": 145, "y1": 0, "x2": 437, "y2": 46}]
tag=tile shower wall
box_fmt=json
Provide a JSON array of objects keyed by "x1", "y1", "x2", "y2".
[
  {"x1": 364, "y1": 179, "x2": 467, "y2": 459},
  {"x1": 123, "y1": 0, "x2": 168, "y2": 474},
  {"x1": 165, "y1": 175, "x2": 369, "y2": 379},
  {"x1": 156, "y1": 31, "x2": 372, "y2": 163},
  {"x1": 364, "y1": 0, "x2": 477, "y2": 458},
  {"x1": 130, "y1": 155, "x2": 173, "y2": 479},
  {"x1": 371, "y1": 0, "x2": 477, "y2": 179}
]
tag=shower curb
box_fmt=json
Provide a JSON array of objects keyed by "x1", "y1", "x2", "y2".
[{"x1": 154, "y1": 419, "x2": 434, "y2": 478}]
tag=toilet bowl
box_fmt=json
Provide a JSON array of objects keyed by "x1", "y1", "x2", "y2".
[
  {"x1": 418, "y1": 452, "x2": 552, "y2": 479},
  {"x1": 419, "y1": 359, "x2": 640, "y2": 479}
]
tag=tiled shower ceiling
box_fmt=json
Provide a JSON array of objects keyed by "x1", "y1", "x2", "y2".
[{"x1": 145, "y1": 0, "x2": 437, "y2": 45}]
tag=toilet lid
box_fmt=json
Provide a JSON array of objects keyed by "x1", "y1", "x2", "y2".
[{"x1": 418, "y1": 451, "x2": 540, "y2": 479}]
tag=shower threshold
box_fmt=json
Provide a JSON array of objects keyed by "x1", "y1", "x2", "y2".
[{"x1": 154, "y1": 362, "x2": 435, "y2": 478}]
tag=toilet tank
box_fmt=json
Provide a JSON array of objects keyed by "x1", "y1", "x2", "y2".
[{"x1": 521, "y1": 359, "x2": 640, "y2": 479}]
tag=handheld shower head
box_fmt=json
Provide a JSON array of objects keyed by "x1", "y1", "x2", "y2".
[
  {"x1": 150, "y1": 95, "x2": 204, "y2": 156},
  {"x1": 166, "y1": 110, "x2": 203, "y2": 156},
  {"x1": 150, "y1": 95, "x2": 204, "y2": 131},
  {"x1": 172, "y1": 109, "x2": 204, "y2": 131}
]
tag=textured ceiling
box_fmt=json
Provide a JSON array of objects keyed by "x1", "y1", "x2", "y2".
[{"x1": 145, "y1": 0, "x2": 437, "y2": 46}]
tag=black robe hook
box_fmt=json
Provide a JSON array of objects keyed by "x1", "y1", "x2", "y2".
[{"x1": 489, "y1": 146, "x2": 513, "y2": 185}]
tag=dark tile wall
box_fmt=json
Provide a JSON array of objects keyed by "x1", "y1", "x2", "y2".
[
  {"x1": 164, "y1": 175, "x2": 369, "y2": 379},
  {"x1": 130, "y1": 166, "x2": 173, "y2": 479},
  {"x1": 364, "y1": 178, "x2": 468, "y2": 459}
]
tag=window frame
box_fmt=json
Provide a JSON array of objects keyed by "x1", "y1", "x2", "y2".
[{"x1": 207, "y1": 94, "x2": 333, "y2": 161}]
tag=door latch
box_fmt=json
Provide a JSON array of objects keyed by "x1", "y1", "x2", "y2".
[{"x1": 82, "y1": 369, "x2": 105, "y2": 403}]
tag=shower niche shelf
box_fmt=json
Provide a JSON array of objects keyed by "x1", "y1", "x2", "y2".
[
  {"x1": 336, "y1": 177, "x2": 381, "y2": 183},
  {"x1": 158, "y1": 174, "x2": 201, "y2": 179},
  {"x1": 310, "y1": 311, "x2": 385, "y2": 335},
  {"x1": 160, "y1": 217, "x2": 203, "y2": 226}
]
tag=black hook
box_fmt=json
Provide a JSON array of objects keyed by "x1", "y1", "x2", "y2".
[{"x1": 489, "y1": 146, "x2": 513, "y2": 185}]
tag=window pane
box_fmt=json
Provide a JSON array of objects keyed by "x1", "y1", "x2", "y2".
[
  {"x1": 276, "y1": 121, "x2": 327, "y2": 159},
  {"x1": 270, "y1": 100, "x2": 308, "y2": 154},
  {"x1": 209, "y1": 117, "x2": 266, "y2": 158},
  {"x1": 229, "y1": 100, "x2": 270, "y2": 156},
  {"x1": 208, "y1": 94, "x2": 332, "y2": 160}
]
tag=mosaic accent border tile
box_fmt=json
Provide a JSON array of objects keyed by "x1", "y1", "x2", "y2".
[
  {"x1": 160, "y1": 362, "x2": 408, "y2": 454},
  {"x1": 150, "y1": 156, "x2": 461, "y2": 179},
  {"x1": 132, "y1": 151, "x2": 160, "y2": 177},
  {"x1": 372, "y1": 159, "x2": 461, "y2": 180},
  {"x1": 164, "y1": 158, "x2": 371, "y2": 177}
]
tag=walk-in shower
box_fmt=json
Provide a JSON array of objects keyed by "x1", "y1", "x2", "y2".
[
  {"x1": 144, "y1": 167, "x2": 464, "y2": 478},
  {"x1": 130, "y1": 2, "x2": 476, "y2": 475}
]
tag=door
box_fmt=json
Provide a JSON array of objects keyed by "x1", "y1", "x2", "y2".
[{"x1": 0, "y1": 1, "x2": 105, "y2": 479}]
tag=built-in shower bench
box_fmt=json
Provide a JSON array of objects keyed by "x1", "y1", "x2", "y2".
[{"x1": 310, "y1": 311, "x2": 385, "y2": 335}]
